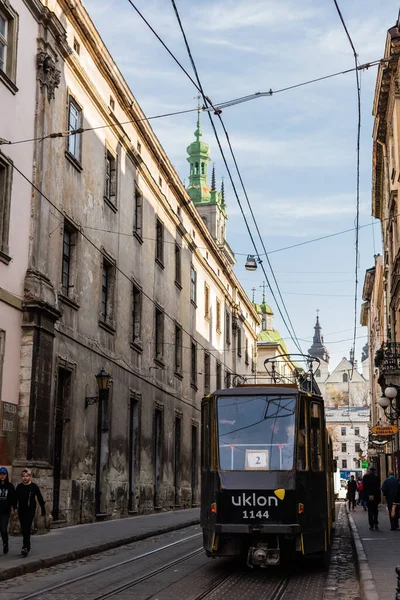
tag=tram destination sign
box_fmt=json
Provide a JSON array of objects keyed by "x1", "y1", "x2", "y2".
[{"x1": 370, "y1": 424, "x2": 399, "y2": 436}]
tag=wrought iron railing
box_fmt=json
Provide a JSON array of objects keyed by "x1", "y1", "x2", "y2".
[{"x1": 375, "y1": 342, "x2": 400, "y2": 372}]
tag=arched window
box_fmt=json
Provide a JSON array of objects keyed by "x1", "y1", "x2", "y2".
[
  {"x1": 343, "y1": 373, "x2": 348, "y2": 383},
  {"x1": 262, "y1": 316, "x2": 266, "y2": 331},
  {"x1": 201, "y1": 162, "x2": 205, "y2": 175},
  {"x1": 194, "y1": 162, "x2": 199, "y2": 175}
]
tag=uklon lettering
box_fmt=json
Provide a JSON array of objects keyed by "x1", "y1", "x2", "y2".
[{"x1": 231, "y1": 493, "x2": 278, "y2": 507}]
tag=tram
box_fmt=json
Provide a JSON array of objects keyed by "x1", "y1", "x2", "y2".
[{"x1": 200, "y1": 355, "x2": 336, "y2": 567}]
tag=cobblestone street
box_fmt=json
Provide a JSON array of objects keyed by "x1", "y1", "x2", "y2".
[{"x1": 324, "y1": 504, "x2": 360, "y2": 600}]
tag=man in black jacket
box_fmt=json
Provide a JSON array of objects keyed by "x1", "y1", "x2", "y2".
[
  {"x1": 347, "y1": 475, "x2": 358, "y2": 511},
  {"x1": 363, "y1": 467, "x2": 381, "y2": 530},
  {"x1": 0, "y1": 467, "x2": 15, "y2": 554},
  {"x1": 15, "y1": 469, "x2": 46, "y2": 557}
]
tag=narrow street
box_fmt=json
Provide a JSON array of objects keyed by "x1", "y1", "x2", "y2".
[{"x1": 0, "y1": 505, "x2": 359, "y2": 600}]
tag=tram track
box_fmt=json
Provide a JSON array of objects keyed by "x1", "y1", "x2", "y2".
[{"x1": 15, "y1": 532, "x2": 203, "y2": 600}]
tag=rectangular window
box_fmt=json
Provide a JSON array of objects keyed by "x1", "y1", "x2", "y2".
[
  {"x1": 155, "y1": 218, "x2": 164, "y2": 265},
  {"x1": 191, "y1": 341, "x2": 197, "y2": 387},
  {"x1": 216, "y1": 299, "x2": 221, "y2": 333},
  {"x1": 204, "y1": 352, "x2": 210, "y2": 394},
  {"x1": 245, "y1": 337, "x2": 249, "y2": 365},
  {"x1": 355, "y1": 442, "x2": 361, "y2": 453},
  {"x1": 342, "y1": 459, "x2": 347, "y2": 469},
  {"x1": 310, "y1": 402, "x2": 323, "y2": 471},
  {"x1": 174, "y1": 324, "x2": 182, "y2": 374},
  {"x1": 155, "y1": 307, "x2": 164, "y2": 362},
  {"x1": 61, "y1": 226, "x2": 72, "y2": 296},
  {"x1": 0, "y1": 5, "x2": 18, "y2": 83},
  {"x1": 104, "y1": 149, "x2": 117, "y2": 206},
  {"x1": 297, "y1": 398, "x2": 307, "y2": 470},
  {"x1": 67, "y1": 97, "x2": 82, "y2": 162},
  {"x1": 191, "y1": 425, "x2": 198, "y2": 498},
  {"x1": 73, "y1": 38, "x2": 80, "y2": 54},
  {"x1": 204, "y1": 283, "x2": 210, "y2": 320},
  {"x1": 174, "y1": 416, "x2": 182, "y2": 505},
  {"x1": 216, "y1": 361, "x2": 222, "y2": 390},
  {"x1": 133, "y1": 186, "x2": 143, "y2": 239},
  {"x1": 137, "y1": 140, "x2": 141, "y2": 154},
  {"x1": 341, "y1": 443, "x2": 347, "y2": 453},
  {"x1": 154, "y1": 407, "x2": 163, "y2": 507},
  {"x1": 0, "y1": 152, "x2": 13, "y2": 259},
  {"x1": 100, "y1": 257, "x2": 115, "y2": 326},
  {"x1": 175, "y1": 243, "x2": 181, "y2": 287},
  {"x1": 237, "y1": 327, "x2": 242, "y2": 357},
  {"x1": 225, "y1": 309, "x2": 231, "y2": 345},
  {"x1": 132, "y1": 284, "x2": 142, "y2": 344},
  {"x1": 190, "y1": 265, "x2": 197, "y2": 305},
  {"x1": 354, "y1": 427, "x2": 359, "y2": 436},
  {"x1": 341, "y1": 427, "x2": 346, "y2": 436}
]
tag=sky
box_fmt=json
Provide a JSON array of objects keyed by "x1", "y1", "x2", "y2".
[{"x1": 83, "y1": 0, "x2": 399, "y2": 371}]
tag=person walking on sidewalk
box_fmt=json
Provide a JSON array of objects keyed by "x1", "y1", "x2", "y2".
[
  {"x1": 363, "y1": 467, "x2": 380, "y2": 530},
  {"x1": 382, "y1": 472, "x2": 400, "y2": 530},
  {"x1": 0, "y1": 467, "x2": 15, "y2": 555},
  {"x1": 15, "y1": 469, "x2": 46, "y2": 557},
  {"x1": 347, "y1": 475, "x2": 358, "y2": 511}
]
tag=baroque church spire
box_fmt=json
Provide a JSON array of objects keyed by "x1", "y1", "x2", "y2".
[
  {"x1": 308, "y1": 311, "x2": 329, "y2": 363},
  {"x1": 211, "y1": 164, "x2": 216, "y2": 191}
]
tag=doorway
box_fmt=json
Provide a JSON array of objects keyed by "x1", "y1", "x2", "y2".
[
  {"x1": 128, "y1": 397, "x2": 139, "y2": 512},
  {"x1": 52, "y1": 368, "x2": 71, "y2": 520}
]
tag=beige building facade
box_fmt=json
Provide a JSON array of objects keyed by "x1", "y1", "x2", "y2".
[{"x1": 4, "y1": 0, "x2": 259, "y2": 524}]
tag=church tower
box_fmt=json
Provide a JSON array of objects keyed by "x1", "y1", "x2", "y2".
[
  {"x1": 308, "y1": 313, "x2": 330, "y2": 384},
  {"x1": 186, "y1": 112, "x2": 234, "y2": 265}
]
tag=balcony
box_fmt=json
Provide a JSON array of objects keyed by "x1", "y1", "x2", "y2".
[{"x1": 375, "y1": 342, "x2": 400, "y2": 373}]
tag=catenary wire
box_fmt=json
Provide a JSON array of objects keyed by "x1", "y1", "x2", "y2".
[
  {"x1": 0, "y1": 58, "x2": 388, "y2": 148},
  {"x1": 168, "y1": 0, "x2": 303, "y2": 354},
  {"x1": 332, "y1": 0, "x2": 361, "y2": 381}
]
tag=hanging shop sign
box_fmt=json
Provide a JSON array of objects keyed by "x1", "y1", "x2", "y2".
[
  {"x1": 361, "y1": 461, "x2": 369, "y2": 468},
  {"x1": 370, "y1": 424, "x2": 399, "y2": 436}
]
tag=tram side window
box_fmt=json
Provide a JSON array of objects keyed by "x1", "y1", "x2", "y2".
[
  {"x1": 310, "y1": 402, "x2": 323, "y2": 471},
  {"x1": 297, "y1": 398, "x2": 307, "y2": 470},
  {"x1": 201, "y1": 403, "x2": 210, "y2": 469}
]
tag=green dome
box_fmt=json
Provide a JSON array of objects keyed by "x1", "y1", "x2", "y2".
[
  {"x1": 257, "y1": 329, "x2": 288, "y2": 353},
  {"x1": 253, "y1": 301, "x2": 273, "y2": 315}
]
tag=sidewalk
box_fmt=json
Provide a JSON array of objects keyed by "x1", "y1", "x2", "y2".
[
  {"x1": 349, "y1": 503, "x2": 400, "y2": 600},
  {"x1": 0, "y1": 508, "x2": 199, "y2": 582}
]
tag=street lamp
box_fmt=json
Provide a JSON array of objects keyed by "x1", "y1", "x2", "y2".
[
  {"x1": 245, "y1": 255, "x2": 258, "y2": 271},
  {"x1": 85, "y1": 368, "x2": 111, "y2": 408},
  {"x1": 378, "y1": 384, "x2": 400, "y2": 422}
]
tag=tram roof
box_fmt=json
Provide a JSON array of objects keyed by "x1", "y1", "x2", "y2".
[{"x1": 213, "y1": 385, "x2": 311, "y2": 397}]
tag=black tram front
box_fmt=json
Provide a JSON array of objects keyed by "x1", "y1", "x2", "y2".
[{"x1": 200, "y1": 380, "x2": 335, "y2": 567}]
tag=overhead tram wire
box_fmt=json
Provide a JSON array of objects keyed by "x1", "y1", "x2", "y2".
[
  {"x1": 332, "y1": 0, "x2": 362, "y2": 380},
  {"x1": 169, "y1": 0, "x2": 303, "y2": 354},
  {"x1": 0, "y1": 58, "x2": 389, "y2": 148}
]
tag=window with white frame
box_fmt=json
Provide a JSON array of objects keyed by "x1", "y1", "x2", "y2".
[
  {"x1": 0, "y1": 4, "x2": 18, "y2": 84},
  {"x1": 67, "y1": 97, "x2": 82, "y2": 162},
  {"x1": 133, "y1": 186, "x2": 143, "y2": 239},
  {"x1": 0, "y1": 152, "x2": 12, "y2": 261}
]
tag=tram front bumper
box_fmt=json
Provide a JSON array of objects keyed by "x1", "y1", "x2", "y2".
[{"x1": 214, "y1": 523, "x2": 301, "y2": 534}]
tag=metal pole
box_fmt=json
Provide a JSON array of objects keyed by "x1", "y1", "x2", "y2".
[{"x1": 395, "y1": 566, "x2": 400, "y2": 600}]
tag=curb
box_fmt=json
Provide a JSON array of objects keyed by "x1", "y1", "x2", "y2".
[
  {"x1": 347, "y1": 510, "x2": 379, "y2": 600},
  {"x1": 0, "y1": 517, "x2": 200, "y2": 583}
]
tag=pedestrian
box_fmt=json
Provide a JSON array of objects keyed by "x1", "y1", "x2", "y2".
[
  {"x1": 0, "y1": 467, "x2": 16, "y2": 555},
  {"x1": 15, "y1": 469, "x2": 46, "y2": 557},
  {"x1": 358, "y1": 479, "x2": 366, "y2": 510},
  {"x1": 363, "y1": 467, "x2": 380, "y2": 530},
  {"x1": 347, "y1": 475, "x2": 357, "y2": 511},
  {"x1": 382, "y1": 472, "x2": 400, "y2": 530}
]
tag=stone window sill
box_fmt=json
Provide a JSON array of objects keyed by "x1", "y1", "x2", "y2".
[
  {"x1": 174, "y1": 371, "x2": 183, "y2": 380},
  {"x1": 99, "y1": 320, "x2": 116, "y2": 334},
  {"x1": 155, "y1": 258, "x2": 165, "y2": 270},
  {"x1": 104, "y1": 196, "x2": 118, "y2": 213},
  {"x1": 0, "y1": 250, "x2": 11, "y2": 265},
  {"x1": 154, "y1": 357, "x2": 165, "y2": 369},
  {"x1": 59, "y1": 293, "x2": 80, "y2": 311},
  {"x1": 175, "y1": 280, "x2": 182, "y2": 291},
  {"x1": 0, "y1": 69, "x2": 18, "y2": 95},
  {"x1": 133, "y1": 231, "x2": 143, "y2": 244},
  {"x1": 190, "y1": 382, "x2": 198, "y2": 391},
  {"x1": 130, "y1": 341, "x2": 143, "y2": 353},
  {"x1": 65, "y1": 150, "x2": 83, "y2": 172}
]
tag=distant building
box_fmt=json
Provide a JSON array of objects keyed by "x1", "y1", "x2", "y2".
[
  {"x1": 325, "y1": 406, "x2": 369, "y2": 477},
  {"x1": 308, "y1": 315, "x2": 330, "y2": 386}
]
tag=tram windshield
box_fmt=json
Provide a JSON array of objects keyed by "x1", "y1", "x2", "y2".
[{"x1": 217, "y1": 395, "x2": 296, "y2": 471}]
